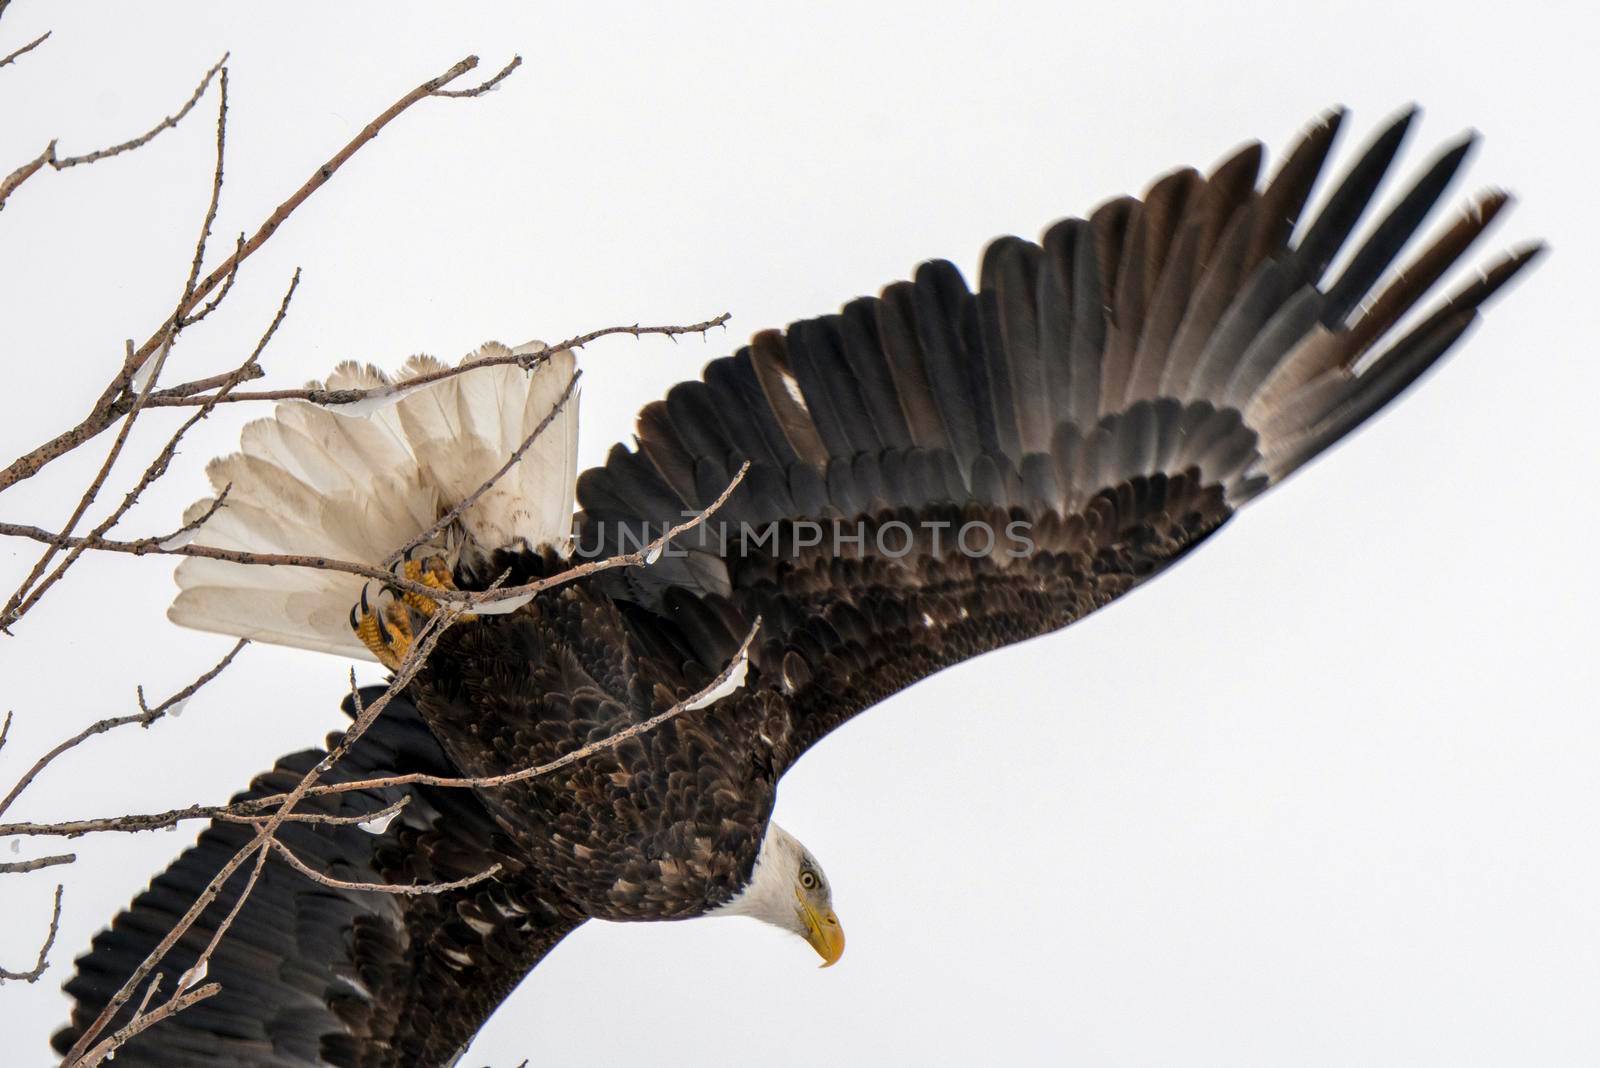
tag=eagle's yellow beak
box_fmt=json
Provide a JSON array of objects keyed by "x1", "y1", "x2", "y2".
[{"x1": 802, "y1": 904, "x2": 845, "y2": 968}]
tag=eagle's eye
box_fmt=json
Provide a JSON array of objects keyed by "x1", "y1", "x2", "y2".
[{"x1": 799, "y1": 869, "x2": 820, "y2": 891}]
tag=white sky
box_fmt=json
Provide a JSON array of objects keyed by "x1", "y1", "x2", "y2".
[{"x1": 1, "y1": 2, "x2": 1596, "y2": 1065}]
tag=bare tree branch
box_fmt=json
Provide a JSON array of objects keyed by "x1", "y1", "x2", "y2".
[
  {"x1": 51, "y1": 55, "x2": 227, "y2": 169},
  {"x1": 95, "y1": 842, "x2": 266, "y2": 1061},
  {"x1": 0, "y1": 640, "x2": 248, "y2": 821},
  {"x1": 182, "y1": 846, "x2": 267, "y2": 992},
  {"x1": 1, "y1": 71, "x2": 235, "y2": 629},
  {"x1": 144, "y1": 482, "x2": 232, "y2": 555},
  {"x1": 0, "y1": 884, "x2": 63, "y2": 982},
  {"x1": 1, "y1": 54, "x2": 221, "y2": 214},
  {"x1": 0, "y1": 853, "x2": 74, "y2": 875},
  {"x1": 1, "y1": 796, "x2": 410, "y2": 840},
  {"x1": 136, "y1": 312, "x2": 730, "y2": 410},
  {"x1": 180, "y1": 233, "x2": 246, "y2": 328},
  {"x1": 0, "y1": 459, "x2": 751, "y2": 612},
  {"x1": 0, "y1": 140, "x2": 53, "y2": 211},
  {"x1": 76, "y1": 982, "x2": 222, "y2": 1067},
  {"x1": 0, "y1": 338, "x2": 172, "y2": 629},
  {"x1": 433, "y1": 53, "x2": 522, "y2": 97},
  {"x1": 1, "y1": 52, "x2": 515, "y2": 493},
  {"x1": 0, "y1": 28, "x2": 48, "y2": 68},
  {"x1": 1, "y1": 270, "x2": 296, "y2": 631},
  {"x1": 268, "y1": 838, "x2": 503, "y2": 896},
  {"x1": 130, "y1": 974, "x2": 164, "y2": 1021},
  {"x1": 60, "y1": 592, "x2": 470, "y2": 1062}
]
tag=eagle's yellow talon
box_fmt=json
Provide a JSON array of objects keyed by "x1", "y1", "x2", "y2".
[{"x1": 350, "y1": 555, "x2": 471, "y2": 669}]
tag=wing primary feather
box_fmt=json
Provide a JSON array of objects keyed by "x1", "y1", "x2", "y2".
[
  {"x1": 1339, "y1": 189, "x2": 1512, "y2": 362},
  {"x1": 911, "y1": 259, "x2": 988, "y2": 467},
  {"x1": 806, "y1": 315, "x2": 888, "y2": 454},
  {"x1": 1292, "y1": 105, "x2": 1418, "y2": 282},
  {"x1": 838, "y1": 297, "x2": 915, "y2": 450},
  {"x1": 786, "y1": 318, "x2": 864, "y2": 459},
  {"x1": 1038, "y1": 219, "x2": 1083, "y2": 435},
  {"x1": 877, "y1": 281, "x2": 950, "y2": 451},
  {"x1": 1351, "y1": 241, "x2": 1545, "y2": 371},
  {"x1": 703, "y1": 356, "x2": 785, "y2": 467},
  {"x1": 1160, "y1": 203, "x2": 1256, "y2": 398},
  {"x1": 1123, "y1": 219, "x2": 1204, "y2": 405},
  {"x1": 1202, "y1": 143, "x2": 1263, "y2": 262},
  {"x1": 749, "y1": 330, "x2": 830, "y2": 467},
  {"x1": 978, "y1": 235, "x2": 1041, "y2": 459},
  {"x1": 1250, "y1": 108, "x2": 1346, "y2": 265},
  {"x1": 1321, "y1": 131, "x2": 1477, "y2": 324},
  {"x1": 1067, "y1": 214, "x2": 1110, "y2": 427}
]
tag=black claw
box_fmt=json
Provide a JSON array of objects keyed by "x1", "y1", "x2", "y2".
[
  {"x1": 349, "y1": 602, "x2": 360, "y2": 631},
  {"x1": 360, "y1": 583, "x2": 371, "y2": 613},
  {"x1": 374, "y1": 608, "x2": 393, "y2": 645}
]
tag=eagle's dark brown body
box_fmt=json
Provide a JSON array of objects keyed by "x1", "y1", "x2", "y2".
[
  {"x1": 54, "y1": 110, "x2": 1536, "y2": 1066},
  {"x1": 411, "y1": 568, "x2": 783, "y2": 923}
]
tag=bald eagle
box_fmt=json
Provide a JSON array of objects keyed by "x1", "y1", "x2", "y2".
[{"x1": 55, "y1": 109, "x2": 1537, "y2": 1066}]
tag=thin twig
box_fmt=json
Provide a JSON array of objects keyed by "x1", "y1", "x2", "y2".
[
  {"x1": 0, "y1": 28, "x2": 47, "y2": 68},
  {"x1": 268, "y1": 838, "x2": 503, "y2": 896},
  {"x1": 180, "y1": 233, "x2": 245, "y2": 328},
  {"x1": 0, "y1": 140, "x2": 53, "y2": 211},
  {"x1": 0, "y1": 852, "x2": 74, "y2": 874},
  {"x1": 139, "y1": 313, "x2": 730, "y2": 409},
  {"x1": 139, "y1": 637, "x2": 251, "y2": 719},
  {"x1": 239, "y1": 794, "x2": 411, "y2": 830},
  {"x1": 50, "y1": 55, "x2": 227, "y2": 170},
  {"x1": 147, "y1": 364, "x2": 267, "y2": 402},
  {"x1": 130, "y1": 975, "x2": 163, "y2": 1022},
  {"x1": 433, "y1": 54, "x2": 522, "y2": 97},
  {"x1": 0, "y1": 884, "x2": 63, "y2": 982},
  {"x1": 2, "y1": 796, "x2": 410, "y2": 840},
  {"x1": 146, "y1": 483, "x2": 231, "y2": 553}
]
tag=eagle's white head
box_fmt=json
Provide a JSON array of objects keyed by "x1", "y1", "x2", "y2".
[{"x1": 712, "y1": 822, "x2": 845, "y2": 967}]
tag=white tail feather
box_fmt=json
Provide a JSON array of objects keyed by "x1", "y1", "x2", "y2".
[{"x1": 169, "y1": 343, "x2": 579, "y2": 660}]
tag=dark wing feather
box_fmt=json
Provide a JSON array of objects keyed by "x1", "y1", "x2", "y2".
[
  {"x1": 572, "y1": 111, "x2": 1536, "y2": 776},
  {"x1": 54, "y1": 691, "x2": 579, "y2": 1068}
]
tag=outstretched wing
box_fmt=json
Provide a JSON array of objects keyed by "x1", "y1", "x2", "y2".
[
  {"x1": 54, "y1": 689, "x2": 580, "y2": 1068},
  {"x1": 575, "y1": 109, "x2": 1539, "y2": 769}
]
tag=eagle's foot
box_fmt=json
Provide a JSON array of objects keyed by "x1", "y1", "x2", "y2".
[{"x1": 349, "y1": 554, "x2": 471, "y2": 669}]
